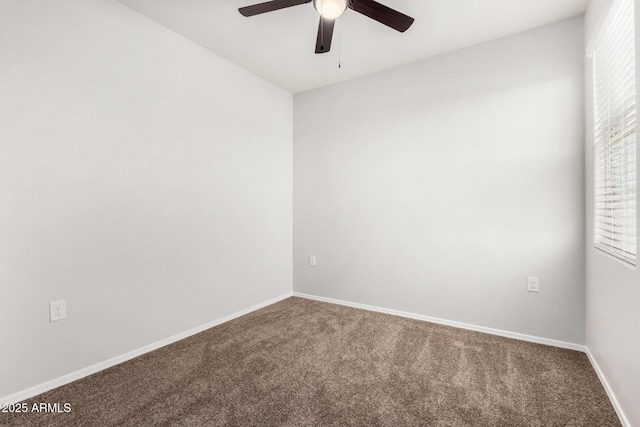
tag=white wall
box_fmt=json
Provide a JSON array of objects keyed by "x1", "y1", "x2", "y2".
[
  {"x1": 294, "y1": 17, "x2": 585, "y2": 344},
  {"x1": 585, "y1": 0, "x2": 640, "y2": 425},
  {"x1": 0, "y1": 0, "x2": 292, "y2": 399}
]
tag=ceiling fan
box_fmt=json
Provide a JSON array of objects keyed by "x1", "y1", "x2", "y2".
[{"x1": 238, "y1": 0, "x2": 414, "y2": 54}]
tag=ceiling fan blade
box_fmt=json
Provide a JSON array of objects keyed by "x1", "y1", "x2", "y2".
[
  {"x1": 348, "y1": 0, "x2": 414, "y2": 32},
  {"x1": 315, "y1": 17, "x2": 335, "y2": 54},
  {"x1": 239, "y1": 0, "x2": 310, "y2": 17}
]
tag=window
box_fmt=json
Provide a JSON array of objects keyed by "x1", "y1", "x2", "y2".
[{"x1": 590, "y1": 0, "x2": 637, "y2": 265}]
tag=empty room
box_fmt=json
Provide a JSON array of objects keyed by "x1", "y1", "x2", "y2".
[{"x1": 1, "y1": 0, "x2": 638, "y2": 425}]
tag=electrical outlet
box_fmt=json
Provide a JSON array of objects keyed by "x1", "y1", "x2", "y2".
[
  {"x1": 309, "y1": 256, "x2": 316, "y2": 266},
  {"x1": 527, "y1": 277, "x2": 539, "y2": 293},
  {"x1": 50, "y1": 300, "x2": 67, "y2": 322}
]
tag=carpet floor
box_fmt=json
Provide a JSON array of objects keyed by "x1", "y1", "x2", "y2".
[{"x1": 0, "y1": 297, "x2": 621, "y2": 426}]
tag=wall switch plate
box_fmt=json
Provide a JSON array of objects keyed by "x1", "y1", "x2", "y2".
[
  {"x1": 309, "y1": 256, "x2": 316, "y2": 266},
  {"x1": 50, "y1": 300, "x2": 67, "y2": 322},
  {"x1": 527, "y1": 277, "x2": 539, "y2": 293}
]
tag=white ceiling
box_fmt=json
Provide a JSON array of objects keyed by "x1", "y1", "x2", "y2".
[{"x1": 118, "y1": 0, "x2": 589, "y2": 93}]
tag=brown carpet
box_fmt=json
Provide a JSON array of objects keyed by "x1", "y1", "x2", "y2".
[{"x1": 0, "y1": 297, "x2": 620, "y2": 426}]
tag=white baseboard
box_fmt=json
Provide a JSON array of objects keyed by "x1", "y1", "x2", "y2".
[
  {"x1": 293, "y1": 292, "x2": 586, "y2": 352},
  {"x1": 585, "y1": 349, "x2": 630, "y2": 427},
  {"x1": 0, "y1": 292, "x2": 293, "y2": 406}
]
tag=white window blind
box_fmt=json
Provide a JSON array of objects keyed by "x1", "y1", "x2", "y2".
[{"x1": 592, "y1": 0, "x2": 637, "y2": 265}]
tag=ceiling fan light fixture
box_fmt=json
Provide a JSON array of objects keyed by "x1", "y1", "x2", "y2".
[
  {"x1": 239, "y1": 0, "x2": 415, "y2": 54},
  {"x1": 313, "y1": 0, "x2": 348, "y2": 20}
]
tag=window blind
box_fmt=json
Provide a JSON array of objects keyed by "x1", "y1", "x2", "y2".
[{"x1": 592, "y1": 0, "x2": 636, "y2": 265}]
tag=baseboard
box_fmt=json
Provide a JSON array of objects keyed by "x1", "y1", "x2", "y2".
[
  {"x1": 0, "y1": 291, "x2": 293, "y2": 406},
  {"x1": 293, "y1": 292, "x2": 586, "y2": 352},
  {"x1": 585, "y1": 349, "x2": 630, "y2": 427}
]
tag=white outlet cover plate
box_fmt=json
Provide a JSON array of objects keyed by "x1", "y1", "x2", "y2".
[
  {"x1": 527, "y1": 277, "x2": 540, "y2": 293},
  {"x1": 50, "y1": 300, "x2": 67, "y2": 322}
]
